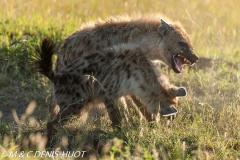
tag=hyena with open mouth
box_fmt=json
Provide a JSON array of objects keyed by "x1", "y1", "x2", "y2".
[
  {"x1": 51, "y1": 14, "x2": 198, "y2": 119},
  {"x1": 36, "y1": 38, "x2": 187, "y2": 147}
]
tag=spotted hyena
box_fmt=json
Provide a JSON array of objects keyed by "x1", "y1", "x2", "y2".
[
  {"x1": 50, "y1": 14, "x2": 198, "y2": 118},
  {"x1": 36, "y1": 38, "x2": 187, "y2": 147}
]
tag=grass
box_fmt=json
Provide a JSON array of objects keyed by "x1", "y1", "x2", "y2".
[{"x1": 0, "y1": 0, "x2": 239, "y2": 159}]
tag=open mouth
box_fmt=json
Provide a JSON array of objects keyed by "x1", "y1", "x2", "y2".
[{"x1": 171, "y1": 54, "x2": 192, "y2": 73}]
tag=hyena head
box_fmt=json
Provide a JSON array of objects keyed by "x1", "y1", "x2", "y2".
[
  {"x1": 158, "y1": 19, "x2": 198, "y2": 73},
  {"x1": 160, "y1": 87, "x2": 187, "y2": 116}
]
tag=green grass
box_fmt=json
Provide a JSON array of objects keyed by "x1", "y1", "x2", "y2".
[{"x1": 0, "y1": 0, "x2": 239, "y2": 159}]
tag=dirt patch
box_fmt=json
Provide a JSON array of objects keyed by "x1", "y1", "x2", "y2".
[{"x1": 0, "y1": 102, "x2": 28, "y2": 125}]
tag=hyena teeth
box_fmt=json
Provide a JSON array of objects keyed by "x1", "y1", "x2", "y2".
[{"x1": 185, "y1": 59, "x2": 191, "y2": 64}]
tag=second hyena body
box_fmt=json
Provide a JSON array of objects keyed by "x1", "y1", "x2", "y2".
[
  {"x1": 50, "y1": 14, "x2": 198, "y2": 118},
  {"x1": 36, "y1": 39, "x2": 187, "y2": 147}
]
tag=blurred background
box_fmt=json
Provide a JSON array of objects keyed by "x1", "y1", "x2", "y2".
[{"x1": 0, "y1": 0, "x2": 239, "y2": 58}]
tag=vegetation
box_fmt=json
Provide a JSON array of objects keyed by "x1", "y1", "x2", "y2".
[{"x1": 0, "y1": 0, "x2": 239, "y2": 159}]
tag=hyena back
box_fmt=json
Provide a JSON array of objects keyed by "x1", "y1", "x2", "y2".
[{"x1": 36, "y1": 38, "x2": 186, "y2": 147}]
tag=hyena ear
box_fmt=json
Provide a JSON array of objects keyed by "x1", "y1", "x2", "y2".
[
  {"x1": 175, "y1": 87, "x2": 187, "y2": 97},
  {"x1": 158, "y1": 19, "x2": 173, "y2": 35}
]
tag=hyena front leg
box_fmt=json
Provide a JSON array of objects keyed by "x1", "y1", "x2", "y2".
[
  {"x1": 102, "y1": 95, "x2": 122, "y2": 130},
  {"x1": 130, "y1": 95, "x2": 157, "y2": 122}
]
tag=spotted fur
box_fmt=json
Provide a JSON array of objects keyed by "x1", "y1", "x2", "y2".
[{"x1": 49, "y1": 14, "x2": 198, "y2": 119}]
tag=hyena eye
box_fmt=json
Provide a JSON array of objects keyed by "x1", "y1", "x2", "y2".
[{"x1": 179, "y1": 42, "x2": 186, "y2": 46}]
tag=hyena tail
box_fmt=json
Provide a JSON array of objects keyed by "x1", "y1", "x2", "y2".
[{"x1": 35, "y1": 38, "x2": 56, "y2": 83}]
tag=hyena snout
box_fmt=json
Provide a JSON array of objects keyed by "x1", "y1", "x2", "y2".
[{"x1": 181, "y1": 50, "x2": 198, "y2": 65}]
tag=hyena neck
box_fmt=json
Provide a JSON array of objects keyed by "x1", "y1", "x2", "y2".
[
  {"x1": 138, "y1": 36, "x2": 165, "y2": 61},
  {"x1": 113, "y1": 42, "x2": 163, "y2": 64},
  {"x1": 120, "y1": 19, "x2": 167, "y2": 62}
]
